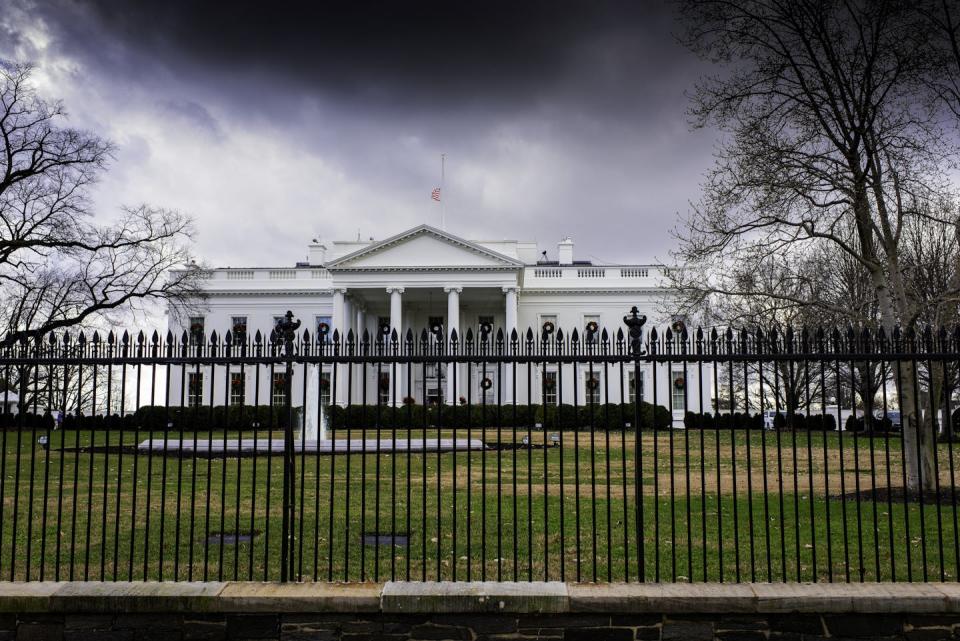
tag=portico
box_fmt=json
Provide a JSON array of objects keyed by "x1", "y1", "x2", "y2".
[{"x1": 316, "y1": 227, "x2": 525, "y2": 406}]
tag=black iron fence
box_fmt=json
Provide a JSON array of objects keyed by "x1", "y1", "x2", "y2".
[{"x1": 0, "y1": 309, "x2": 958, "y2": 583}]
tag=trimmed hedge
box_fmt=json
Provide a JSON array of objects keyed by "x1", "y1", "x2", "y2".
[
  {"x1": 327, "y1": 402, "x2": 672, "y2": 431},
  {"x1": 844, "y1": 414, "x2": 896, "y2": 433},
  {"x1": 774, "y1": 413, "x2": 838, "y2": 431},
  {"x1": 684, "y1": 411, "x2": 763, "y2": 430},
  {"x1": 1, "y1": 401, "x2": 673, "y2": 432},
  {"x1": 0, "y1": 411, "x2": 55, "y2": 430},
  {"x1": 683, "y1": 411, "x2": 838, "y2": 431}
]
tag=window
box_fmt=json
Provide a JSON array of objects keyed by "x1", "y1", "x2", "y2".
[
  {"x1": 478, "y1": 369, "x2": 497, "y2": 404},
  {"x1": 378, "y1": 372, "x2": 391, "y2": 405},
  {"x1": 315, "y1": 315, "x2": 332, "y2": 342},
  {"x1": 428, "y1": 316, "x2": 444, "y2": 337},
  {"x1": 230, "y1": 372, "x2": 245, "y2": 406},
  {"x1": 231, "y1": 316, "x2": 247, "y2": 343},
  {"x1": 425, "y1": 363, "x2": 442, "y2": 404},
  {"x1": 585, "y1": 370, "x2": 602, "y2": 405},
  {"x1": 671, "y1": 368, "x2": 687, "y2": 410},
  {"x1": 188, "y1": 372, "x2": 203, "y2": 407},
  {"x1": 378, "y1": 316, "x2": 391, "y2": 341},
  {"x1": 319, "y1": 370, "x2": 331, "y2": 406},
  {"x1": 272, "y1": 372, "x2": 287, "y2": 406},
  {"x1": 539, "y1": 314, "x2": 558, "y2": 341},
  {"x1": 583, "y1": 314, "x2": 601, "y2": 342},
  {"x1": 189, "y1": 317, "x2": 205, "y2": 345},
  {"x1": 543, "y1": 370, "x2": 558, "y2": 405},
  {"x1": 628, "y1": 370, "x2": 644, "y2": 404},
  {"x1": 478, "y1": 315, "x2": 494, "y2": 334}
]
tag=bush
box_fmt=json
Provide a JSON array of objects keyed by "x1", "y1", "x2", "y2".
[
  {"x1": 326, "y1": 401, "x2": 671, "y2": 431},
  {"x1": 683, "y1": 411, "x2": 762, "y2": 430},
  {"x1": 0, "y1": 411, "x2": 55, "y2": 430},
  {"x1": 845, "y1": 414, "x2": 895, "y2": 433}
]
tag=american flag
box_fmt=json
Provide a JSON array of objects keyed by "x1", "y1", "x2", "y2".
[{"x1": 431, "y1": 187, "x2": 441, "y2": 202}]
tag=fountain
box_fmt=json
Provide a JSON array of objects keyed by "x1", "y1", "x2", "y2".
[{"x1": 302, "y1": 363, "x2": 327, "y2": 442}]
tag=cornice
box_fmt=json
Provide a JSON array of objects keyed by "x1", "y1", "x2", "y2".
[
  {"x1": 205, "y1": 290, "x2": 332, "y2": 297},
  {"x1": 331, "y1": 265, "x2": 521, "y2": 273},
  {"x1": 519, "y1": 288, "x2": 669, "y2": 296}
]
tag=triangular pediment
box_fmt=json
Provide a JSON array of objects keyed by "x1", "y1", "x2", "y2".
[{"x1": 326, "y1": 225, "x2": 523, "y2": 271}]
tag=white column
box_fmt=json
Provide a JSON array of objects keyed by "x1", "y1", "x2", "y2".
[
  {"x1": 503, "y1": 286, "x2": 518, "y2": 403},
  {"x1": 332, "y1": 288, "x2": 347, "y2": 406},
  {"x1": 353, "y1": 304, "x2": 365, "y2": 403},
  {"x1": 388, "y1": 287, "x2": 405, "y2": 406},
  {"x1": 445, "y1": 286, "x2": 462, "y2": 405}
]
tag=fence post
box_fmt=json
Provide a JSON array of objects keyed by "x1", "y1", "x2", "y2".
[
  {"x1": 277, "y1": 311, "x2": 301, "y2": 582},
  {"x1": 623, "y1": 306, "x2": 647, "y2": 581}
]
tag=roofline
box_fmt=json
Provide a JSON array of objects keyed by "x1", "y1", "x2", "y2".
[{"x1": 324, "y1": 224, "x2": 525, "y2": 269}]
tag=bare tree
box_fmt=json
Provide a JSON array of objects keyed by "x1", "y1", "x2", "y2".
[
  {"x1": 0, "y1": 62, "x2": 202, "y2": 347},
  {"x1": 673, "y1": 0, "x2": 957, "y2": 494}
]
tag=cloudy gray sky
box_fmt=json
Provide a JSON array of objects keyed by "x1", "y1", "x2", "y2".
[{"x1": 1, "y1": 0, "x2": 715, "y2": 267}]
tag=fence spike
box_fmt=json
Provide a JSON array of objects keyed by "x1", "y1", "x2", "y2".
[{"x1": 78, "y1": 331, "x2": 86, "y2": 345}]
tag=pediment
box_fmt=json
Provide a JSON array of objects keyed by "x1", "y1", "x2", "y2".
[{"x1": 326, "y1": 225, "x2": 523, "y2": 271}]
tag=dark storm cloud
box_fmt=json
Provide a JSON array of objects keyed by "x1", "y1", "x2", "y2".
[
  {"x1": 34, "y1": 0, "x2": 683, "y2": 115},
  {"x1": 2, "y1": 0, "x2": 714, "y2": 266}
]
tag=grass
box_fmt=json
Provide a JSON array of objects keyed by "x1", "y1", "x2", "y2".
[{"x1": 0, "y1": 424, "x2": 957, "y2": 583}]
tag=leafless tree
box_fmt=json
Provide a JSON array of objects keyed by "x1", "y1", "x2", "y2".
[
  {"x1": 672, "y1": 0, "x2": 958, "y2": 494},
  {"x1": 0, "y1": 62, "x2": 202, "y2": 348}
]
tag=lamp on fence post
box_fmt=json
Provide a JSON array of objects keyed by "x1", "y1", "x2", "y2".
[{"x1": 276, "y1": 310, "x2": 300, "y2": 583}]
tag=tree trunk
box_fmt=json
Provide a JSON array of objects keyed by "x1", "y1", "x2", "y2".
[{"x1": 899, "y1": 361, "x2": 938, "y2": 496}]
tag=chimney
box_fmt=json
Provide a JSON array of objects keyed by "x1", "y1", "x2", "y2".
[
  {"x1": 308, "y1": 240, "x2": 327, "y2": 265},
  {"x1": 557, "y1": 237, "x2": 574, "y2": 265}
]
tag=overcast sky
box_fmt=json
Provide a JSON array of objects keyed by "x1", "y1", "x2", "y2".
[{"x1": 1, "y1": 0, "x2": 715, "y2": 267}]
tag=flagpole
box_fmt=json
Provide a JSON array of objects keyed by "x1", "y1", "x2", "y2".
[{"x1": 440, "y1": 153, "x2": 446, "y2": 231}]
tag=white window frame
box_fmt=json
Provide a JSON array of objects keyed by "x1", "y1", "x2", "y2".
[
  {"x1": 272, "y1": 372, "x2": 287, "y2": 407},
  {"x1": 584, "y1": 369, "x2": 603, "y2": 405},
  {"x1": 189, "y1": 316, "x2": 205, "y2": 346},
  {"x1": 188, "y1": 372, "x2": 203, "y2": 407},
  {"x1": 543, "y1": 368, "x2": 559, "y2": 405},
  {"x1": 671, "y1": 367, "x2": 687, "y2": 411},
  {"x1": 315, "y1": 315, "x2": 332, "y2": 343},
  {"x1": 230, "y1": 316, "x2": 247, "y2": 342},
  {"x1": 229, "y1": 372, "x2": 245, "y2": 406}
]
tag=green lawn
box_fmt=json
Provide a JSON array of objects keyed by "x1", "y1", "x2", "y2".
[{"x1": 0, "y1": 425, "x2": 957, "y2": 583}]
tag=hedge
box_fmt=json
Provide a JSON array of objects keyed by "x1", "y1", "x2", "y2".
[
  {"x1": 844, "y1": 414, "x2": 897, "y2": 433},
  {"x1": 683, "y1": 411, "x2": 838, "y2": 431},
  {"x1": 684, "y1": 411, "x2": 763, "y2": 430},
  {"x1": 774, "y1": 413, "x2": 838, "y2": 431},
  {"x1": 326, "y1": 401, "x2": 672, "y2": 431},
  {"x1": 1, "y1": 401, "x2": 673, "y2": 432}
]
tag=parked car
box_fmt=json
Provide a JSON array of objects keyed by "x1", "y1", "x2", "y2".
[{"x1": 874, "y1": 410, "x2": 901, "y2": 429}]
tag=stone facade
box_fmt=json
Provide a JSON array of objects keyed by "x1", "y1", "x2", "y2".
[
  {"x1": 3, "y1": 611, "x2": 959, "y2": 640},
  {"x1": 2, "y1": 582, "x2": 960, "y2": 641}
]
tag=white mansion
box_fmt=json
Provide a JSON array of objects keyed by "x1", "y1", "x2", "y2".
[{"x1": 170, "y1": 224, "x2": 707, "y2": 420}]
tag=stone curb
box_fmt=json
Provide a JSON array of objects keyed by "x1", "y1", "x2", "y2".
[{"x1": 0, "y1": 582, "x2": 956, "y2": 614}]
